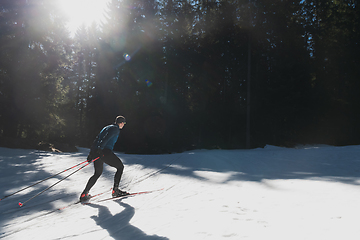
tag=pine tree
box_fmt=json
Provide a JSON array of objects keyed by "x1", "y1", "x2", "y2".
[{"x1": 0, "y1": 0, "x2": 71, "y2": 141}]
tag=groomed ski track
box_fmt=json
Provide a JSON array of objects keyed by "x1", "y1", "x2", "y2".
[{"x1": 1, "y1": 146, "x2": 360, "y2": 239}]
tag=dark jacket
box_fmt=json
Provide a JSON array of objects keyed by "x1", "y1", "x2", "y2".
[{"x1": 91, "y1": 124, "x2": 120, "y2": 151}]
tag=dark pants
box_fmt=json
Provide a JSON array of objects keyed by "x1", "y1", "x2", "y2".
[{"x1": 83, "y1": 148, "x2": 124, "y2": 193}]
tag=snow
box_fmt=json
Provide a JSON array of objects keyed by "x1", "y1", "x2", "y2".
[{"x1": 1, "y1": 145, "x2": 360, "y2": 240}]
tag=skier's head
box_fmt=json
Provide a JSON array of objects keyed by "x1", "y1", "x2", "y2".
[
  {"x1": 115, "y1": 116, "x2": 126, "y2": 125},
  {"x1": 115, "y1": 116, "x2": 126, "y2": 129}
]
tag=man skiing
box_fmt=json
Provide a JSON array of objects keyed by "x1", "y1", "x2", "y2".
[{"x1": 80, "y1": 116, "x2": 128, "y2": 202}]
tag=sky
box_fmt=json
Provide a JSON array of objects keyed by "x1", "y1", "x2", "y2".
[
  {"x1": 55, "y1": 0, "x2": 112, "y2": 36},
  {"x1": 1, "y1": 145, "x2": 360, "y2": 239}
]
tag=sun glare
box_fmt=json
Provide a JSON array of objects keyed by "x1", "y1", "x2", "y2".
[{"x1": 56, "y1": 0, "x2": 111, "y2": 36}]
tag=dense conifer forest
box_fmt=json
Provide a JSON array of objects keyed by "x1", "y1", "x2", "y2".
[{"x1": 0, "y1": 0, "x2": 359, "y2": 153}]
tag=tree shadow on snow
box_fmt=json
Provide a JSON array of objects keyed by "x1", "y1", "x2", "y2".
[
  {"x1": 88, "y1": 200, "x2": 168, "y2": 240},
  {"x1": 0, "y1": 148, "x2": 80, "y2": 235}
]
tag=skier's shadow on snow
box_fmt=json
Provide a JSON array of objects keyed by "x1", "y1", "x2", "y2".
[{"x1": 88, "y1": 200, "x2": 168, "y2": 240}]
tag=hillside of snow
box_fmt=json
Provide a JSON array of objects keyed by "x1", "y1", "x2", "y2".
[{"x1": 1, "y1": 145, "x2": 360, "y2": 240}]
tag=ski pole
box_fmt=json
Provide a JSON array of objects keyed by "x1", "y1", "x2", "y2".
[
  {"x1": 0, "y1": 158, "x2": 95, "y2": 201},
  {"x1": 18, "y1": 157, "x2": 100, "y2": 207}
]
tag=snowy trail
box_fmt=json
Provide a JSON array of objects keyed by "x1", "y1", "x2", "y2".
[{"x1": 1, "y1": 145, "x2": 360, "y2": 239}]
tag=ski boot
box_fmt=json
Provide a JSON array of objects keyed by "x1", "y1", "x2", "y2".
[
  {"x1": 112, "y1": 188, "x2": 129, "y2": 197},
  {"x1": 80, "y1": 191, "x2": 91, "y2": 202}
]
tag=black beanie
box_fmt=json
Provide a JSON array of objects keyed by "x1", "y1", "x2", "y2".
[{"x1": 115, "y1": 116, "x2": 126, "y2": 124}]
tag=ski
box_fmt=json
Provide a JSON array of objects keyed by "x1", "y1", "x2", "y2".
[
  {"x1": 78, "y1": 188, "x2": 112, "y2": 205},
  {"x1": 86, "y1": 188, "x2": 164, "y2": 204}
]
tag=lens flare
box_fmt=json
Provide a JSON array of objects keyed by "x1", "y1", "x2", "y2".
[
  {"x1": 145, "y1": 79, "x2": 153, "y2": 87},
  {"x1": 123, "y1": 53, "x2": 131, "y2": 61}
]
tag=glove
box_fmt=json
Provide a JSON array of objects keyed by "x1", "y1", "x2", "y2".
[
  {"x1": 87, "y1": 152, "x2": 93, "y2": 162},
  {"x1": 87, "y1": 148, "x2": 104, "y2": 162}
]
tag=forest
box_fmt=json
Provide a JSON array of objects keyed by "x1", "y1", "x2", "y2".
[{"x1": 0, "y1": 0, "x2": 359, "y2": 153}]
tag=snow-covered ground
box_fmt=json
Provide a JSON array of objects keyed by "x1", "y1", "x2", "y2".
[{"x1": 1, "y1": 145, "x2": 360, "y2": 240}]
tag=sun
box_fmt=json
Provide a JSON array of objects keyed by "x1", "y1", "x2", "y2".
[{"x1": 55, "y1": 0, "x2": 111, "y2": 36}]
